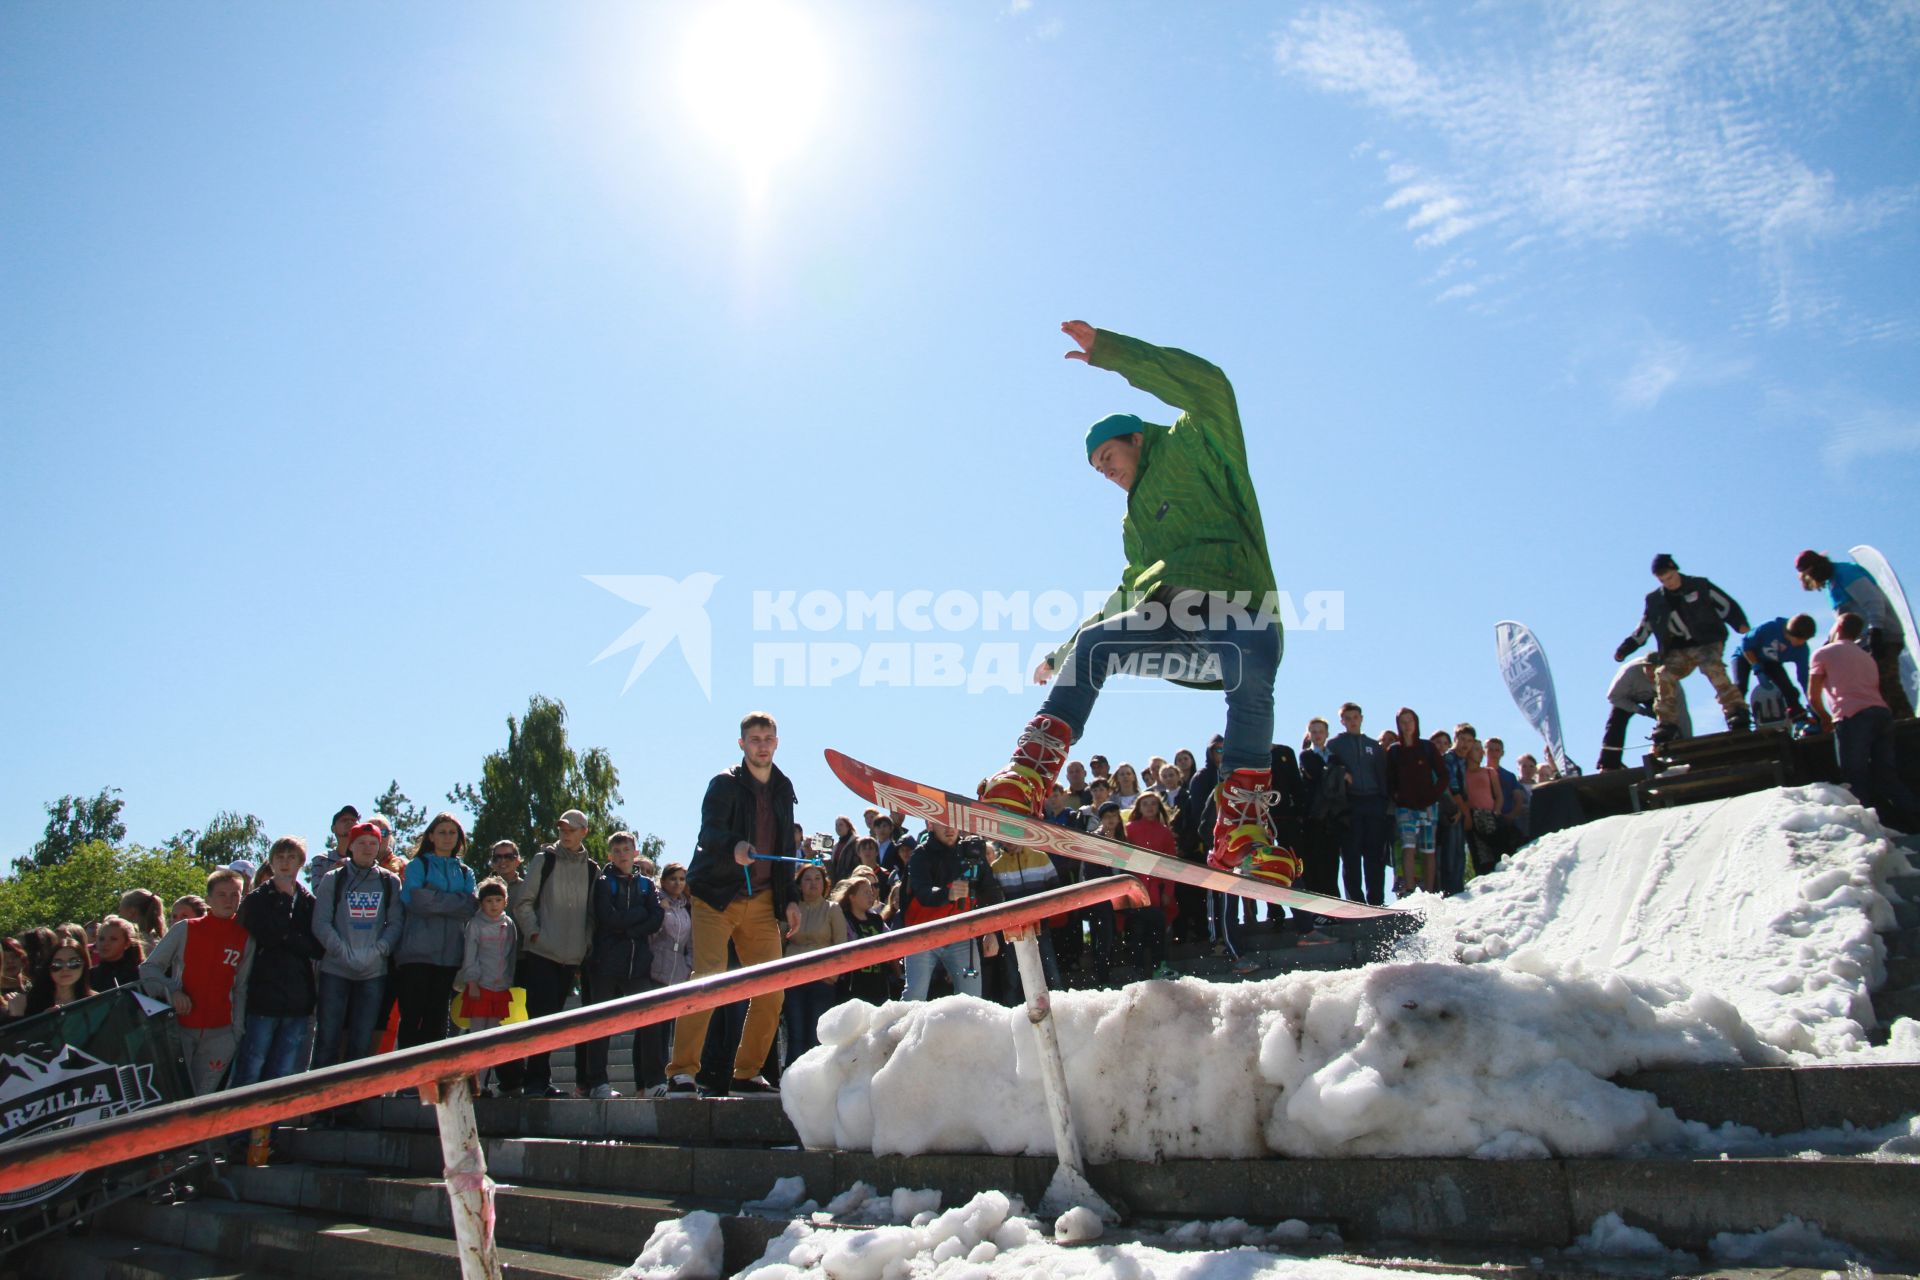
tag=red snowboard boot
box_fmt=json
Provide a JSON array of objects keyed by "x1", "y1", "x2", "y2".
[
  {"x1": 1209, "y1": 767, "x2": 1302, "y2": 886},
  {"x1": 978, "y1": 713, "x2": 1075, "y2": 819}
]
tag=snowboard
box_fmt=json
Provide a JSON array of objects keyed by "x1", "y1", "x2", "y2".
[{"x1": 825, "y1": 748, "x2": 1400, "y2": 920}]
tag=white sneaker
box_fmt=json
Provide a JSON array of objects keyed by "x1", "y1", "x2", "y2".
[
  {"x1": 659, "y1": 1074, "x2": 699, "y2": 1098},
  {"x1": 589, "y1": 1084, "x2": 621, "y2": 1100}
]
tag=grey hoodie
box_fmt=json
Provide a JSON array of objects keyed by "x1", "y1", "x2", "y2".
[{"x1": 313, "y1": 860, "x2": 405, "y2": 981}]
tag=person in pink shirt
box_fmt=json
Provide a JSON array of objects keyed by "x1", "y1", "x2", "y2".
[
  {"x1": 1810, "y1": 613, "x2": 1920, "y2": 824},
  {"x1": 1460, "y1": 739, "x2": 1506, "y2": 876}
]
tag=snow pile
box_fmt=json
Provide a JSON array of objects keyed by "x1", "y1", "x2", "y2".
[
  {"x1": 818, "y1": 1182, "x2": 943, "y2": 1224},
  {"x1": 783, "y1": 786, "x2": 1916, "y2": 1161},
  {"x1": 1707, "y1": 1215, "x2": 1867, "y2": 1268},
  {"x1": 621, "y1": 1209, "x2": 724, "y2": 1280},
  {"x1": 1567, "y1": 1212, "x2": 1695, "y2": 1267},
  {"x1": 1413, "y1": 784, "x2": 1909, "y2": 1055},
  {"x1": 785, "y1": 958, "x2": 1777, "y2": 1161},
  {"x1": 744, "y1": 1176, "x2": 818, "y2": 1218},
  {"x1": 731, "y1": 1190, "x2": 1428, "y2": 1280},
  {"x1": 1054, "y1": 1206, "x2": 1104, "y2": 1243},
  {"x1": 1568, "y1": 1212, "x2": 1872, "y2": 1271}
]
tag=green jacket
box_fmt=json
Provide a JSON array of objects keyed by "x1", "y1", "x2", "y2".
[{"x1": 1047, "y1": 329, "x2": 1280, "y2": 677}]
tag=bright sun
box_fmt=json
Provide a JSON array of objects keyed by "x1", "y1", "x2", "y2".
[{"x1": 678, "y1": 0, "x2": 831, "y2": 193}]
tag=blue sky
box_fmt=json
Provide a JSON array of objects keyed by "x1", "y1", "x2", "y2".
[{"x1": 4, "y1": 0, "x2": 1917, "y2": 862}]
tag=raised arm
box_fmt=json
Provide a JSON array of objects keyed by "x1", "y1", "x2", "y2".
[{"x1": 1078, "y1": 325, "x2": 1247, "y2": 471}]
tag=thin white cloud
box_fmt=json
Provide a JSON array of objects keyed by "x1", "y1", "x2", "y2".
[
  {"x1": 1764, "y1": 380, "x2": 1920, "y2": 476},
  {"x1": 1811, "y1": 399, "x2": 1920, "y2": 473},
  {"x1": 1616, "y1": 342, "x2": 1687, "y2": 410},
  {"x1": 1614, "y1": 337, "x2": 1755, "y2": 410},
  {"x1": 1274, "y1": 1, "x2": 1920, "y2": 322}
]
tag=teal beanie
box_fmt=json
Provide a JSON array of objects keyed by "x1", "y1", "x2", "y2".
[{"x1": 1085, "y1": 413, "x2": 1144, "y2": 459}]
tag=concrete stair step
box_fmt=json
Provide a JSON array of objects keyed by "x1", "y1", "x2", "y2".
[
  {"x1": 337, "y1": 1064, "x2": 1920, "y2": 1150},
  {"x1": 334, "y1": 1094, "x2": 799, "y2": 1145},
  {"x1": 81, "y1": 1197, "x2": 617, "y2": 1280},
  {"x1": 1617, "y1": 1063, "x2": 1920, "y2": 1131},
  {"x1": 260, "y1": 1128, "x2": 1920, "y2": 1258},
  {"x1": 220, "y1": 1163, "x2": 785, "y2": 1270},
  {"x1": 1888, "y1": 872, "x2": 1920, "y2": 901},
  {"x1": 1895, "y1": 899, "x2": 1920, "y2": 931},
  {"x1": 25, "y1": 1235, "x2": 270, "y2": 1280},
  {"x1": 1887, "y1": 954, "x2": 1920, "y2": 988}
]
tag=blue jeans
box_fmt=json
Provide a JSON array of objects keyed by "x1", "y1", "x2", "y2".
[
  {"x1": 312, "y1": 972, "x2": 389, "y2": 1069},
  {"x1": 782, "y1": 980, "x2": 839, "y2": 1065},
  {"x1": 999, "y1": 931, "x2": 1059, "y2": 1004},
  {"x1": 1435, "y1": 821, "x2": 1467, "y2": 896},
  {"x1": 231, "y1": 1013, "x2": 314, "y2": 1087},
  {"x1": 904, "y1": 939, "x2": 983, "y2": 1000},
  {"x1": 1041, "y1": 591, "x2": 1281, "y2": 774},
  {"x1": 1836, "y1": 706, "x2": 1920, "y2": 817},
  {"x1": 1341, "y1": 797, "x2": 1392, "y2": 906}
]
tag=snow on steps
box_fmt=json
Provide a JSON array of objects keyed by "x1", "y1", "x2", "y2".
[{"x1": 29, "y1": 1114, "x2": 1920, "y2": 1276}]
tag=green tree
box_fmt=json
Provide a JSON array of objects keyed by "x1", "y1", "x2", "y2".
[
  {"x1": 165, "y1": 810, "x2": 270, "y2": 868},
  {"x1": 21, "y1": 787, "x2": 127, "y2": 872},
  {"x1": 0, "y1": 840, "x2": 211, "y2": 937},
  {"x1": 371, "y1": 781, "x2": 429, "y2": 852},
  {"x1": 451, "y1": 694, "x2": 629, "y2": 866}
]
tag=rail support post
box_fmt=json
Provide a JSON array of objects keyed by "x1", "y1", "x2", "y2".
[
  {"x1": 423, "y1": 1075, "x2": 503, "y2": 1280},
  {"x1": 1009, "y1": 924, "x2": 1119, "y2": 1224}
]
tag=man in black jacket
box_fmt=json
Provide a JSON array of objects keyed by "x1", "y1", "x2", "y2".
[
  {"x1": 232, "y1": 836, "x2": 325, "y2": 1087},
  {"x1": 659, "y1": 712, "x2": 796, "y2": 1097},
  {"x1": 1615, "y1": 554, "x2": 1752, "y2": 742}
]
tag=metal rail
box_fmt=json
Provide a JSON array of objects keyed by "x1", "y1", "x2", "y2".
[{"x1": 0, "y1": 873, "x2": 1149, "y2": 1194}]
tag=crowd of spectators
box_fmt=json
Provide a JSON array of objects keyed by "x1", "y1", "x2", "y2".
[
  {"x1": 7, "y1": 545, "x2": 1907, "y2": 1103},
  {"x1": 0, "y1": 696, "x2": 1543, "y2": 1106}
]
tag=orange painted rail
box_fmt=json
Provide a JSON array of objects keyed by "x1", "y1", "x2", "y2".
[{"x1": 0, "y1": 874, "x2": 1150, "y2": 1194}]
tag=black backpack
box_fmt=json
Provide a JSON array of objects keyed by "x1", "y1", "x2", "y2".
[{"x1": 1309, "y1": 762, "x2": 1350, "y2": 824}]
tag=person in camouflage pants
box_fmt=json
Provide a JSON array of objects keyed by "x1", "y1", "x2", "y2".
[{"x1": 1616, "y1": 554, "x2": 1752, "y2": 743}]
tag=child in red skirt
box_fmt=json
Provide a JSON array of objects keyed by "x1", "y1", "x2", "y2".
[{"x1": 456, "y1": 879, "x2": 519, "y2": 1095}]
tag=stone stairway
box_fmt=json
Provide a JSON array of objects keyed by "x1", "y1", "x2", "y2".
[
  {"x1": 21, "y1": 844, "x2": 1919, "y2": 1279},
  {"x1": 24, "y1": 1056, "x2": 1920, "y2": 1280}
]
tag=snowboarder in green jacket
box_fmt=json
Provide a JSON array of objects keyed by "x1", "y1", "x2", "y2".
[{"x1": 978, "y1": 322, "x2": 1298, "y2": 885}]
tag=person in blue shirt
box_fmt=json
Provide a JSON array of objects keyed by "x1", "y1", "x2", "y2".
[
  {"x1": 1736, "y1": 615, "x2": 1817, "y2": 720},
  {"x1": 1796, "y1": 550, "x2": 1913, "y2": 718}
]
